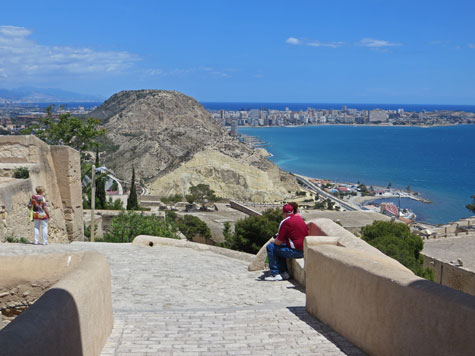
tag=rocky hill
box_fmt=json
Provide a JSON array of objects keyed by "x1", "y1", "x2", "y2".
[{"x1": 90, "y1": 90, "x2": 299, "y2": 202}]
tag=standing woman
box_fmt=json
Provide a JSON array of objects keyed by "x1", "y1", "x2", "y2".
[{"x1": 28, "y1": 186, "x2": 50, "y2": 245}]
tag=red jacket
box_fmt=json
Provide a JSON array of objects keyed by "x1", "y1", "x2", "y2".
[{"x1": 276, "y1": 214, "x2": 308, "y2": 251}]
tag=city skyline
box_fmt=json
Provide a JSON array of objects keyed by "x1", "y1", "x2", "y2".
[{"x1": 1, "y1": 0, "x2": 475, "y2": 105}]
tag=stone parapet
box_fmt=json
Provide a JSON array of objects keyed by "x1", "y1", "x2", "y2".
[
  {"x1": 133, "y1": 235, "x2": 255, "y2": 263},
  {"x1": 423, "y1": 254, "x2": 475, "y2": 296},
  {"x1": 0, "y1": 251, "x2": 113, "y2": 356},
  {"x1": 304, "y1": 219, "x2": 475, "y2": 356}
]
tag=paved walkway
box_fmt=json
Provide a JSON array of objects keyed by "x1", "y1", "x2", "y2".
[{"x1": 0, "y1": 242, "x2": 367, "y2": 356}]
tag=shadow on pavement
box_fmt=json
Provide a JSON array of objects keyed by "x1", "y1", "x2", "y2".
[{"x1": 287, "y1": 306, "x2": 368, "y2": 356}]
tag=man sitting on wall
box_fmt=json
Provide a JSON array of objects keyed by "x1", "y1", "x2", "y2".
[{"x1": 265, "y1": 203, "x2": 308, "y2": 281}]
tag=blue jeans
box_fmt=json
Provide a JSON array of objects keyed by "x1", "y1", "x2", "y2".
[{"x1": 266, "y1": 243, "x2": 304, "y2": 275}]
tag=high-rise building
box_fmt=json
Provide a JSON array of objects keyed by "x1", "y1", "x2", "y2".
[{"x1": 231, "y1": 120, "x2": 237, "y2": 136}]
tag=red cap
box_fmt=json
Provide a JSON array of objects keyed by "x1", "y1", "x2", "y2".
[{"x1": 282, "y1": 204, "x2": 293, "y2": 213}]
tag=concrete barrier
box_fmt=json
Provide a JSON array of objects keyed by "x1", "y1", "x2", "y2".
[
  {"x1": 304, "y1": 222, "x2": 475, "y2": 356},
  {"x1": 0, "y1": 251, "x2": 113, "y2": 356}
]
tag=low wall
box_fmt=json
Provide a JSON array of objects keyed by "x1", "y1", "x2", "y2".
[
  {"x1": 423, "y1": 254, "x2": 475, "y2": 296},
  {"x1": 304, "y1": 222, "x2": 475, "y2": 356},
  {"x1": 0, "y1": 251, "x2": 113, "y2": 356},
  {"x1": 229, "y1": 200, "x2": 262, "y2": 216},
  {"x1": 133, "y1": 235, "x2": 255, "y2": 263}
]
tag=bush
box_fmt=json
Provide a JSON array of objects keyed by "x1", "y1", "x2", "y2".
[
  {"x1": 105, "y1": 197, "x2": 124, "y2": 210},
  {"x1": 361, "y1": 221, "x2": 434, "y2": 280},
  {"x1": 177, "y1": 215, "x2": 212, "y2": 241},
  {"x1": 13, "y1": 167, "x2": 29, "y2": 179},
  {"x1": 165, "y1": 211, "x2": 212, "y2": 241},
  {"x1": 6, "y1": 236, "x2": 29, "y2": 243},
  {"x1": 103, "y1": 211, "x2": 179, "y2": 243},
  {"x1": 222, "y1": 208, "x2": 282, "y2": 254}
]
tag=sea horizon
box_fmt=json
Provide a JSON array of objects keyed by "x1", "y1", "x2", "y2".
[{"x1": 202, "y1": 101, "x2": 475, "y2": 113}]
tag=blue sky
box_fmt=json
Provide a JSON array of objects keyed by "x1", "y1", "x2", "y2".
[{"x1": 1, "y1": 0, "x2": 474, "y2": 104}]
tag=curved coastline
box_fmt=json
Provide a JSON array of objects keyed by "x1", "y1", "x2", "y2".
[{"x1": 239, "y1": 125, "x2": 475, "y2": 225}]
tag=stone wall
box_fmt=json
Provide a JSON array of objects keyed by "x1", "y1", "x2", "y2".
[
  {"x1": 0, "y1": 251, "x2": 113, "y2": 356},
  {"x1": 0, "y1": 135, "x2": 83, "y2": 242},
  {"x1": 423, "y1": 254, "x2": 475, "y2": 296},
  {"x1": 304, "y1": 219, "x2": 475, "y2": 356}
]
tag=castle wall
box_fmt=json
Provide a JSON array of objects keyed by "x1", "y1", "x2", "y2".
[
  {"x1": 304, "y1": 219, "x2": 475, "y2": 356},
  {"x1": 423, "y1": 254, "x2": 475, "y2": 296},
  {"x1": 50, "y1": 146, "x2": 84, "y2": 241},
  {"x1": 0, "y1": 135, "x2": 83, "y2": 242}
]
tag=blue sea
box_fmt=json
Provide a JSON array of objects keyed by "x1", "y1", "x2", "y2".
[{"x1": 239, "y1": 125, "x2": 475, "y2": 225}]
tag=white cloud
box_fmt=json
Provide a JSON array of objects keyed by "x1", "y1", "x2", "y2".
[
  {"x1": 307, "y1": 41, "x2": 345, "y2": 48},
  {"x1": 0, "y1": 25, "x2": 31, "y2": 37},
  {"x1": 468, "y1": 44, "x2": 475, "y2": 49},
  {"x1": 0, "y1": 25, "x2": 140, "y2": 81},
  {"x1": 286, "y1": 37, "x2": 344, "y2": 48},
  {"x1": 359, "y1": 38, "x2": 402, "y2": 48},
  {"x1": 286, "y1": 37, "x2": 301, "y2": 45},
  {"x1": 145, "y1": 66, "x2": 232, "y2": 78}
]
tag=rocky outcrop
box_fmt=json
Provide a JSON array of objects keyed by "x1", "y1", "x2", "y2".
[{"x1": 91, "y1": 90, "x2": 299, "y2": 202}]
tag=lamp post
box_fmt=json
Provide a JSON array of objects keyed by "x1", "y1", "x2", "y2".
[{"x1": 90, "y1": 165, "x2": 95, "y2": 242}]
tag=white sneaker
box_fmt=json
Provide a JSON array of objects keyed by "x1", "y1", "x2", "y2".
[
  {"x1": 281, "y1": 272, "x2": 290, "y2": 280},
  {"x1": 264, "y1": 274, "x2": 283, "y2": 281}
]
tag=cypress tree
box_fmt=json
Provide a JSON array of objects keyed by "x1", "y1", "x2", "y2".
[
  {"x1": 127, "y1": 167, "x2": 139, "y2": 210},
  {"x1": 96, "y1": 176, "x2": 106, "y2": 209},
  {"x1": 95, "y1": 149, "x2": 100, "y2": 167}
]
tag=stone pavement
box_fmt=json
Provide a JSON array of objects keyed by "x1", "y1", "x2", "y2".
[{"x1": 0, "y1": 242, "x2": 367, "y2": 356}]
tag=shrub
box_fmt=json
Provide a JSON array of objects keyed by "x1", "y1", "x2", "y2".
[
  {"x1": 165, "y1": 211, "x2": 212, "y2": 241},
  {"x1": 6, "y1": 236, "x2": 29, "y2": 243},
  {"x1": 103, "y1": 211, "x2": 179, "y2": 243},
  {"x1": 177, "y1": 215, "x2": 212, "y2": 241},
  {"x1": 361, "y1": 220, "x2": 434, "y2": 280},
  {"x1": 222, "y1": 208, "x2": 282, "y2": 254},
  {"x1": 105, "y1": 197, "x2": 124, "y2": 210},
  {"x1": 13, "y1": 167, "x2": 29, "y2": 179}
]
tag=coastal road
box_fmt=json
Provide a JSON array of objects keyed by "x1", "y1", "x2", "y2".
[{"x1": 293, "y1": 174, "x2": 358, "y2": 212}]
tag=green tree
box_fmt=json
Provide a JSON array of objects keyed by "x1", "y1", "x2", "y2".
[
  {"x1": 222, "y1": 208, "x2": 282, "y2": 254},
  {"x1": 104, "y1": 211, "x2": 179, "y2": 243},
  {"x1": 466, "y1": 195, "x2": 475, "y2": 213},
  {"x1": 361, "y1": 220, "x2": 433, "y2": 280},
  {"x1": 186, "y1": 184, "x2": 218, "y2": 204},
  {"x1": 22, "y1": 106, "x2": 105, "y2": 155},
  {"x1": 127, "y1": 168, "x2": 139, "y2": 210},
  {"x1": 105, "y1": 197, "x2": 123, "y2": 210},
  {"x1": 177, "y1": 215, "x2": 212, "y2": 241},
  {"x1": 96, "y1": 176, "x2": 106, "y2": 209},
  {"x1": 110, "y1": 180, "x2": 119, "y2": 192},
  {"x1": 95, "y1": 148, "x2": 100, "y2": 167}
]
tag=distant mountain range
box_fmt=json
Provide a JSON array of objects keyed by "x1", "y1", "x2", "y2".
[{"x1": 0, "y1": 87, "x2": 104, "y2": 103}]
